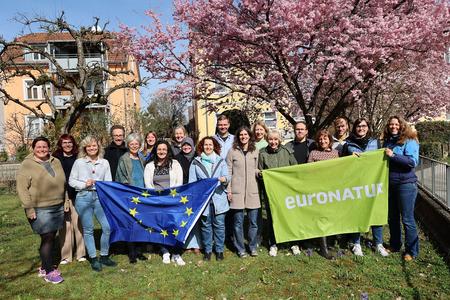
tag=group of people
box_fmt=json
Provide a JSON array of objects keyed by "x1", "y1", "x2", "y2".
[{"x1": 16, "y1": 114, "x2": 420, "y2": 284}]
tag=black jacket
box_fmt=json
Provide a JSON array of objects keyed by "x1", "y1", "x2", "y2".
[{"x1": 104, "y1": 142, "x2": 127, "y2": 180}]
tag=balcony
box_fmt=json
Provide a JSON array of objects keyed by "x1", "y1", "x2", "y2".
[
  {"x1": 49, "y1": 53, "x2": 104, "y2": 72},
  {"x1": 52, "y1": 95, "x2": 72, "y2": 108}
]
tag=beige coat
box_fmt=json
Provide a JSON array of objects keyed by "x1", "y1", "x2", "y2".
[{"x1": 226, "y1": 147, "x2": 260, "y2": 209}]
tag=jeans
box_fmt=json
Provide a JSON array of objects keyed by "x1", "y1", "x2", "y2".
[
  {"x1": 351, "y1": 225, "x2": 383, "y2": 245},
  {"x1": 201, "y1": 204, "x2": 226, "y2": 253},
  {"x1": 232, "y1": 209, "x2": 259, "y2": 254},
  {"x1": 74, "y1": 191, "x2": 111, "y2": 258},
  {"x1": 388, "y1": 182, "x2": 419, "y2": 257}
]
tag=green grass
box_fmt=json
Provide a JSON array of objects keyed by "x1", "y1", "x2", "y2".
[{"x1": 1, "y1": 194, "x2": 449, "y2": 299}]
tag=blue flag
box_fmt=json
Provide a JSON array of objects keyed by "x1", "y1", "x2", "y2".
[{"x1": 95, "y1": 178, "x2": 219, "y2": 247}]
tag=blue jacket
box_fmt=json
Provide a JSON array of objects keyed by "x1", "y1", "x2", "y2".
[
  {"x1": 384, "y1": 136, "x2": 419, "y2": 185},
  {"x1": 214, "y1": 134, "x2": 235, "y2": 159},
  {"x1": 345, "y1": 135, "x2": 380, "y2": 155},
  {"x1": 188, "y1": 155, "x2": 230, "y2": 216}
]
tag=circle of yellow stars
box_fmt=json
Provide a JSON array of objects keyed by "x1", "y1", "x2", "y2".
[{"x1": 126, "y1": 188, "x2": 193, "y2": 239}]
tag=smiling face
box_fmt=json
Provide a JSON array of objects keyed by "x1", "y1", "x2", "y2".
[
  {"x1": 388, "y1": 118, "x2": 400, "y2": 135},
  {"x1": 61, "y1": 139, "x2": 74, "y2": 155},
  {"x1": 112, "y1": 128, "x2": 124, "y2": 146},
  {"x1": 174, "y1": 128, "x2": 185, "y2": 143},
  {"x1": 217, "y1": 119, "x2": 230, "y2": 136},
  {"x1": 318, "y1": 134, "x2": 331, "y2": 150},
  {"x1": 254, "y1": 125, "x2": 266, "y2": 141},
  {"x1": 334, "y1": 119, "x2": 349, "y2": 138},
  {"x1": 203, "y1": 138, "x2": 215, "y2": 155},
  {"x1": 146, "y1": 133, "x2": 156, "y2": 147},
  {"x1": 86, "y1": 141, "x2": 99, "y2": 158},
  {"x1": 33, "y1": 141, "x2": 50, "y2": 161},
  {"x1": 239, "y1": 129, "x2": 250, "y2": 146},
  {"x1": 181, "y1": 143, "x2": 192, "y2": 154},
  {"x1": 268, "y1": 134, "x2": 280, "y2": 150},
  {"x1": 156, "y1": 143, "x2": 168, "y2": 161},
  {"x1": 355, "y1": 121, "x2": 369, "y2": 138},
  {"x1": 128, "y1": 140, "x2": 141, "y2": 156}
]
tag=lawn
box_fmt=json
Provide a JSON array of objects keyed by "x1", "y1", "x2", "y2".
[{"x1": 1, "y1": 193, "x2": 449, "y2": 299}]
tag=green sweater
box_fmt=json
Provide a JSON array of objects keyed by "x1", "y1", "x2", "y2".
[
  {"x1": 16, "y1": 154, "x2": 66, "y2": 218},
  {"x1": 258, "y1": 145, "x2": 297, "y2": 170}
]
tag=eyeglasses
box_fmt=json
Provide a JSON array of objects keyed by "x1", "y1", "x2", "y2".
[{"x1": 356, "y1": 125, "x2": 368, "y2": 128}]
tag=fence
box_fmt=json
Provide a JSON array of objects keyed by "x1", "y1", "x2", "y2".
[
  {"x1": 417, "y1": 156, "x2": 450, "y2": 210},
  {"x1": 0, "y1": 163, "x2": 20, "y2": 191}
]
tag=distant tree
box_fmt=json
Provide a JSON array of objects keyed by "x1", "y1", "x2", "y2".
[
  {"x1": 140, "y1": 87, "x2": 190, "y2": 138},
  {"x1": 120, "y1": 0, "x2": 450, "y2": 134},
  {"x1": 0, "y1": 12, "x2": 144, "y2": 134}
]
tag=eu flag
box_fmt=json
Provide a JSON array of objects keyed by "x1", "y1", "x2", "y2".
[{"x1": 95, "y1": 178, "x2": 219, "y2": 246}]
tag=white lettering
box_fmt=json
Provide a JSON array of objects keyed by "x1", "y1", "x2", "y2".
[
  {"x1": 343, "y1": 188, "x2": 355, "y2": 200},
  {"x1": 285, "y1": 196, "x2": 296, "y2": 209},
  {"x1": 316, "y1": 192, "x2": 328, "y2": 204},
  {"x1": 352, "y1": 186, "x2": 364, "y2": 199},
  {"x1": 328, "y1": 190, "x2": 341, "y2": 202},
  {"x1": 296, "y1": 194, "x2": 308, "y2": 207},
  {"x1": 365, "y1": 184, "x2": 376, "y2": 198}
]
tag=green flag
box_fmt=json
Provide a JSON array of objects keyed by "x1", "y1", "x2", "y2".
[{"x1": 262, "y1": 149, "x2": 389, "y2": 243}]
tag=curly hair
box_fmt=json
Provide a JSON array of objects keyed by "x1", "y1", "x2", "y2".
[
  {"x1": 381, "y1": 116, "x2": 418, "y2": 145},
  {"x1": 53, "y1": 134, "x2": 78, "y2": 157},
  {"x1": 233, "y1": 126, "x2": 256, "y2": 152},
  {"x1": 196, "y1": 136, "x2": 221, "y2": 156},
  {"x1": 78, "y1": 136, "x2": 104, "y2": 159}
]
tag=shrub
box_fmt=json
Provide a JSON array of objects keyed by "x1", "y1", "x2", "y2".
[
  {"x1": 0, "y1": 150, "x2": 8, "y2": 162},
  {"x1": 420, "y1": 142, "x2": 442, "y2": 160},
  {"x1": 15, "y1": 145, "x2": 29, "y2": 162}
]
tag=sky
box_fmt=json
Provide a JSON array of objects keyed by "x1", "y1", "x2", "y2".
[{"x1": 0, "y1": 0, "x2": 175, "y2": 107}]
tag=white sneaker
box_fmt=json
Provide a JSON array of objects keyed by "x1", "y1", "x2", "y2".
[
  {"x1": 376, "y1": 244, "x2": 389, "y2": 257},
  {"x1": 77, "y1": 257, "x2": 87, "y2": 262},
  {"x1": 291, "y1": 245, "x2": 301, "y2": 256},
  {"x1": 162, "y1": 253, "x2": 171, "y2": 264},
  {"x1": 352, "y1": 244, "x2": 364, "y2": 256},
  {"x1": 60, "y1": 259, "x2": 69, "y2": 265},
  {"x1": 269, "y1": 245, "x2": 278, "y2": 257},
  {"x1": 171, "y1": 254, "x2": 186, "y2": 266}
]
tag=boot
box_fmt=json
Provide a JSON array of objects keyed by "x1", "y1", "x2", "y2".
[{"x1": 319, "y1": 237, "x2": 334, "y2": 260}]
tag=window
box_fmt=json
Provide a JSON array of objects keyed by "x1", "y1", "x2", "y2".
[
  {"x1": 24, "y1": 80, "x2": 50, "y2": 100},
  {"x1": 23, "y1": 45, "x2": 47, "y2": 61},
  {"x1": 263, "y1": 111, "x2": 277, "y2": 128},
  {"x1": 25, "y1": 116, "x2": 47, "y2": 139}
]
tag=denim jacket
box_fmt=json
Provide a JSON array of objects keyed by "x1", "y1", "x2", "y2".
[
  {"x1": 384, "y1": 136, "x2": 419, "y2": 185},
  {"x1": 188, "y1": 155, "x2": 230, "y2": 216}
]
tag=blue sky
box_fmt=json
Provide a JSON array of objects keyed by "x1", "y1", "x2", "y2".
[{"x1": 0, "y1": 0, "x2": 174, "y2": 106}]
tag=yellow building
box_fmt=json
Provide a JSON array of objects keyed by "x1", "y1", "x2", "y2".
[
  {"x1": 0, "y1": 32, "x2": 140, "y2": 154},
  {"x1": 193, "y1": 83, "x2": 295, "y2": 140}
]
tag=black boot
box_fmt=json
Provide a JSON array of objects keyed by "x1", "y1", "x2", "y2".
[{"x1": 319, "y1": 237, "x2": 334, "y2": 260}]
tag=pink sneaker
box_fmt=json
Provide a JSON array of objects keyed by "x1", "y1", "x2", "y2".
[
  {"x1": 38, "y1": 267, "x2": 61, "y2": 278},
  {"x1": 44, "y1": 270, "x2": 64, "y2": 284}
]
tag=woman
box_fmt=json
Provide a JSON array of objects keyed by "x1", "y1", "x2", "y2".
[
  {"x1": 344, "y1": 118, "x2": 389, "y2": 257},
  {"x1": 171, "y1": 125, "x2": 187, "y2": 156},
  {"x1": 332, "y1": 116, "x2": 350, "y2": 156},
  {"x1": 382, "y1": 116, "x2": 420, "y2": 261},
  {"x1": 189, "y1": 137, "x2": 230, "y2": 261},
  {"x1": 174, "y1": 137, "x2": 201, "y2": 253},
  {"x1": 53, "y1": 134, "x2": 86, "y2": 265},
  {"x1": 16, "y1": 136, "x2": 66, "y2": 284},
  {"x1": 307, "y1": 130, "x2": 340, "y2": 259},
  {"x1": 69, "y1": 136, "x2": 116, "y2": 272},
  {"x1": 142, "y1": 131, "x2": 157, "y2": 163},
  {"x1": 252, "y1": 120, "x2": 269, "y2": 150},
  {"x1": 144, "y1": 140, "x2": 185, "y2": 266},
  {"x1": 116, "y1": 133, "x2": 147, "y2": 264},
  {"x1": 226, "y1": 126, "x2": 260, "y2": 258},
  {"x1": 258, "y1": 130, "x2": 297, "y2": 257}
]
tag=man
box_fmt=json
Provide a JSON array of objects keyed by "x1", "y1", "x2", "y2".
[
  {"x1": 284, "y1": 121, "x2": 316, "y2": 256},
  {"x1": 213, "y1": 114, "x2": 235, "y2": 159},
  {"x1": 285, "y1": 121, "x2": 316, "y2": 164},
  {"x1": 332, "y1": 116, "x2": 349, "y2": 156},
  {"x1": 104, "y1": 125, "x2": 127, "y2": 181}
]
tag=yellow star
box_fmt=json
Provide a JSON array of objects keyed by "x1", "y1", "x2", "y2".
[
  {"x1": 129, "y1": 207, "x2": 138, "y2": 217},
  {"x1": 170, "y1": 189, "x2": 178, "y2": 197},
  {"x1": 172, "y1": 229, "x2": 179, "y2": 237},
  {"x1": 180, "y1": 196, "x2": 189, "y2": 204},
  {"x1": 180, "y1": 220, "x2": 187, "y2": 227},
  {"x1": 131, "y1": 197, "x2": 141, "y2": 204},
  {"x1": 141, "y1": 190, "x2": 150, "y2": 197},
  {"x1": 146, "y1": 227, "x2": 153, "y2": 233},
  {"x1": 185, "y1": 207, "x2": 193, "y2": 217},
  {"x1": 160, "y1": 229, "x2": 168, "y2": 237}
]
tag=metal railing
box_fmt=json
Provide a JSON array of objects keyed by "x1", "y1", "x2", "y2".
[{"x1": 416, "y1": 155, "x2": 450, "y2": 209}]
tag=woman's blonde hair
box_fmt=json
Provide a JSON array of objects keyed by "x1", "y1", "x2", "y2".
[
  {"x1": 252, "y1": 120, "x2": 269, "y2": 140},
  {"x1": 267, "y1": 129, "x2": 283, "y2": 144},
  {"x1": 78, "y1": 135, "x2": 104, "y2": 159}
]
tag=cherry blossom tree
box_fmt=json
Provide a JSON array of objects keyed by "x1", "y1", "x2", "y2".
[{"x1": 120, "y1": 0, "x2": 450, "y2": 133}]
